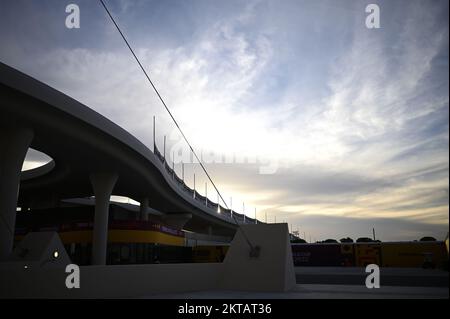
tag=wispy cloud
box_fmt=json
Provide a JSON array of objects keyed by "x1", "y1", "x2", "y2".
[{"x1": 1, "y1": 0, "x2": 448, "y2": 240}]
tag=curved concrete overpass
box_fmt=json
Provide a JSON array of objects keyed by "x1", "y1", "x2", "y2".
[{"x1": 0, "y1": 62, "x2": 257, "y2": 262}]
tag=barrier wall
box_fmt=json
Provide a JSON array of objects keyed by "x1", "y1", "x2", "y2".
[
  {"x1": 0, "y1": 263, "x2": 221, "y2": 298},
  {"x1": 0, "y1": 224, "x2": 295, "y2": 298}
]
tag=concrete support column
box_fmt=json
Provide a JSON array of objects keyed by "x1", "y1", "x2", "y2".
[
  {"x1": 0, "y1": 126, "x2": 33, "y2": 260},
  {"x1": 140, "y1": 197, "x2": 149, "y2": 221},
  {"x1": 90, "y1": 172, "x2": 118, "y2": 265}
]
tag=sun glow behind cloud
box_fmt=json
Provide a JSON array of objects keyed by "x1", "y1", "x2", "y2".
[{"x1": 2, "y1": 0, "x2": 448, "y2": 240}]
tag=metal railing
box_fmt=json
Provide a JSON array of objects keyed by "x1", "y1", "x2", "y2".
[{"x1": 154, "y1": 144, "x2": 259, "y2": 225}]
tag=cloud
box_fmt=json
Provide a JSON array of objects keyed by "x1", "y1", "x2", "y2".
[
  {"x1": 285, "y1": 214, "x2": 449, "y2": 242},
  {"x1": 1, "y1": 0, "x2": 448, "y2": 240}
]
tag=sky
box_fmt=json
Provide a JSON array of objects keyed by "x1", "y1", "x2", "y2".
[{"x1": 0, "y1": 0, "x2": 448, "y2": 241}]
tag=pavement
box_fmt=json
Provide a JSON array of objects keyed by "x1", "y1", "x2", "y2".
[
  {"x1": 295, "y1": 267, "x2": 449, "y2": 287},
  {"x1": 142, "y1": 267, "x2": 449, "y2": 299},
  {"x1": 142, "y1": 284, "x2": 448, "y2": 299}
]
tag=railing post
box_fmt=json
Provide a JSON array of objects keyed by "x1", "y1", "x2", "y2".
[
  {"x1": 193, "y1": 173, "x2": 196, "y2": 199},
  {"x1": 153, "y1": 115, "x2": 156, "y2": 153},
  {"x1": 217, "y1": 193, "x2": 220, "y2": 213},
  {"x1": 230, "y1": 197, "x2": 233, "y2": 219},
  {"x1": 205, "y1": 182, "x2": 208, "y2": 206},
  {"x1": 163, "y1": 135, "x2": 166, "y2": 163}
]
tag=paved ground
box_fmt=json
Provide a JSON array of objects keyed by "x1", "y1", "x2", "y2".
[
  {"x1": 142, "y1": 267, "x2": 449, "y2": 299},
  {"x1": 143, "y1": 284, "x2": 448, "y2": 299},
  {"x1": 295, "y1": 267, "x2": 449, "y2": 287}
]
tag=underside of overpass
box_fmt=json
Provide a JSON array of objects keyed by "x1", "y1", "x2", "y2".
[{"x1": 0, "y1": 62, "x2": 260, "y2": 265}]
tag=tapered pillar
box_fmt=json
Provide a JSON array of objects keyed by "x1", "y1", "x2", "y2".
[
  {"x1": 0, "y1": 126, "x2": 34, "y2": 260},
  {"x1": 90, "y1": 172, "x2": 118, "y2": 265},
  {"x1": 140, "y1": 197, "x2": 149, "y2": 221}
]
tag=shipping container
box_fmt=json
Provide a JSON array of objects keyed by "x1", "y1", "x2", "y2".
[
  {"x1": 381, "y1": 241, "x2": 447, "y2": 268},
  {"x1": 192, "y1": 245, "x2": 229, "y2": 263},
  {"x1": 354, "y1": 243, "x2": 381, "y2": 267},
  {"x1": 292, "y1": 243, "x2": 355, "y2": 266}
]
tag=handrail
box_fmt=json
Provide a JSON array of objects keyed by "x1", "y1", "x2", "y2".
[{"x1": 153, "y1": 145, "x2": 261, "y2": 224}]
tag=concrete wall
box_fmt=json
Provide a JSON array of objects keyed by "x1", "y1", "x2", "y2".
[
  {"x1": 0, "y1": 224, "x2": 294, "y2": 298},
  {"x1": 1, "y1": 263, "x2": 222, "y2": 298},
  {"x1": 220, "y1": 223, "x2": 296, "y2": 292}
]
